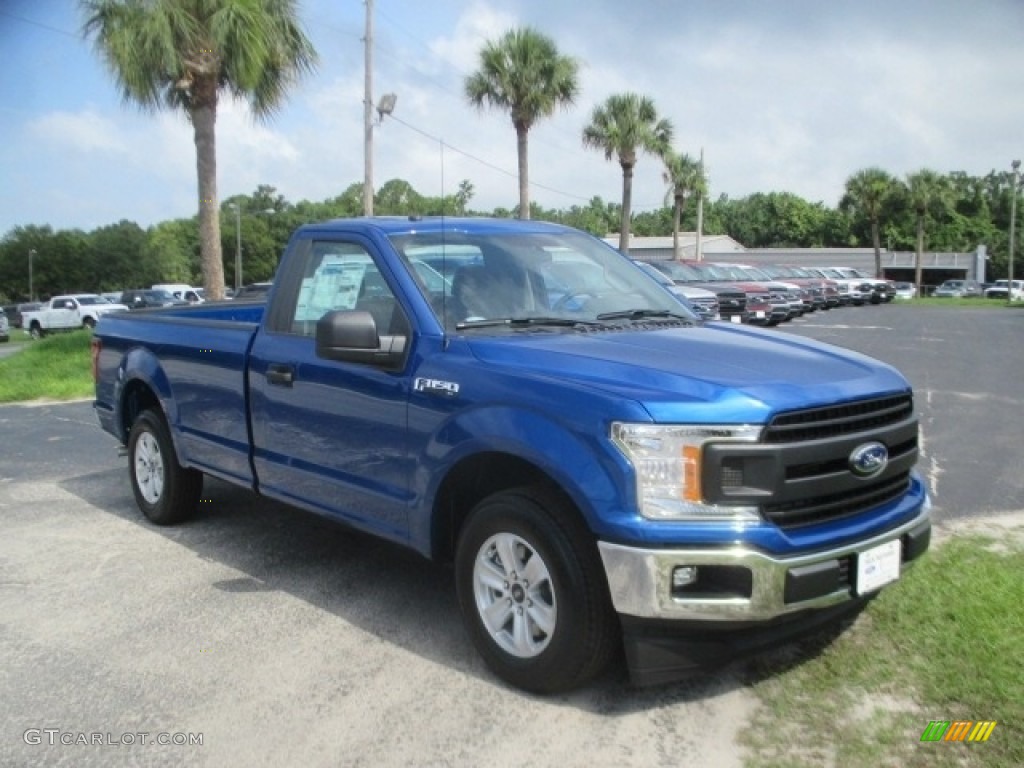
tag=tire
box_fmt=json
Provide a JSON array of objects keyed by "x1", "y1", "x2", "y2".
[
  {"x1": 83, "y1": 316, "x2": 96, "y2": 329},
  {"x1": 455, "y1": 486, "x2": 617, "y2": 693},
  {"x1": 29, "y1": 323, "x2": 43, "y2": 340},
  {"x1": 127, "y1": 408, "x2": 202, "y2": 525}
]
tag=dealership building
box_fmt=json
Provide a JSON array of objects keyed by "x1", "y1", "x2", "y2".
[{"x1": 610, "y1": 233, "x2": 987, "y2": 291}]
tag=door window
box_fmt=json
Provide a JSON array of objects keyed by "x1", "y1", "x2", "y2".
[{"x1": 289, "y1": 241, "x2": 405, "y2": 338}]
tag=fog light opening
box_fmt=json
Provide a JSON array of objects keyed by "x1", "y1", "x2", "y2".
[
  {"x1": 670, "y1": 565, "x2": 754, "y2": 600},
  {"x1": 672, "y1": 565, "x2": 698, "y2": 589}
]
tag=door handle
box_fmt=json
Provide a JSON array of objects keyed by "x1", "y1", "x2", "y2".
[{"x1": 266, "y1": 364, "x2": 294, "y2": 387}]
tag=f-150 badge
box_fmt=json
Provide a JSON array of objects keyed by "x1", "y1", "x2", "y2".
[{"x1": 414, "y1": 378, "x2": 460, "y2": 397}]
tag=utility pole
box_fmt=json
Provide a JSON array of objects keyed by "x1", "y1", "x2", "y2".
[
  {"x1": 29, "y1": 248, "x2": 36, "y2": 301},
  {"x1": 363, "y1": 0, "x2": 374, "y2": 217},
  {"x1": 1009, "y1": 159, "x2": 1020, "y2": 306},
  {"x1": 695, "y1": 148, "x2": 705, "y2": 261}
]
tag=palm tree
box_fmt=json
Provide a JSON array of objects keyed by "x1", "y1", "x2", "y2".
[
  {"x1": 842, "y1": 168, "x2": 896, "y2": 278},
  {"x1": 582, "y1": 93, "x2": 673, "y2": 253},
  {"x1": 662, "y1": 151, "x2": 704, "y2": 259},
  {"x1": 82, "y1": 0, "x2": 317, "y2": 299},
  {"x1": 905, "y1": 170, "x2": 952, "y2": 293},
  {"x1": 465, "y1": 27, "x2": 579, "y2": 220}
]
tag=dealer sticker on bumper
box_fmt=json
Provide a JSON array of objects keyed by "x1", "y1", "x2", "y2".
[{"x1": 856, "y1": 539, "x2": 902, "y2": 594}]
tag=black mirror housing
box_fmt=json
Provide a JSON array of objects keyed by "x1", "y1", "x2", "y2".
[{"x1": 315, "y1": 310, "x2": 407, "y2": 371}]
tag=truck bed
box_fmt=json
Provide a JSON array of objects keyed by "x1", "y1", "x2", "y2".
[{"x1": 94, "y1": 301, "x2": 267, "y2": 488}]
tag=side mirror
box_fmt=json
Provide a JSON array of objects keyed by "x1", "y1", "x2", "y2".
[
  {"x1": 315, "y1": 309, "x2": 407, "y2": 371},
  {"x1": 65, "y1": 301, "x2": 75, "y2": 309}
]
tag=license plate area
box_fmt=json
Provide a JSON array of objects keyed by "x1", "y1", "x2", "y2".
[{"x1": 856, "y1": 539, "x2": 901, "y2": 594}]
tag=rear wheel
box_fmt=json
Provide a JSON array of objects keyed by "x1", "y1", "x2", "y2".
[
  {"x1": 455, "y1": 486, "x2": 617, "y2": 693},
  {"x1": 128, "y1": 408, "x2": 202, "y2": 525},
  {"x1": 29, "y1": 323, "x2": 43, "y2": 340}
]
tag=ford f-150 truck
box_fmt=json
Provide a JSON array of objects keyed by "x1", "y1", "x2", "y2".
[
  {"x1": 93, "y1": 217, "x2": 930, "y2": 693},
  {"x1": 24, "y1": 293, "x2": 129, "y2": 338}
]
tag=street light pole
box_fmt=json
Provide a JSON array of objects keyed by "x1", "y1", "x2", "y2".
[
  {"x1": 363, "y1": 0, "x2": 375, "y2": 216},
  {"x1": 229, "y1": 203, "x2": 242, "y2": 292},
  {"x1": 1009, "y1": 160, "x2": 1020, "y2": 307},
  {"x1": 29, "y1": 248, "x2": 36, "y2": 301}
]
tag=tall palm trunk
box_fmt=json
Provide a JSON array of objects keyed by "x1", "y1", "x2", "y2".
[
  {"x1": 191, "y1": 93, "x2": 225, "y2": 300},
  {"x1": 914, "y1": 214, "x2": 924, "y2": 293},
  {"x1": 671, "y1": 196, "x2": 682, "y2": 259},
  {"x1": 515, "y1": 122, "x2": 530, "y2": 220},
  {"x1": 618, "y1": 160, "x2": 634, "y2": 253},
  {"x1": 871, "y1": 217, "x2": 882, "y2": 278}
]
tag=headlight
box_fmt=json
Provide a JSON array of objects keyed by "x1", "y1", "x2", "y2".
[{"x1": 611, "y1": 423, "x2": 762, "y2": 521}]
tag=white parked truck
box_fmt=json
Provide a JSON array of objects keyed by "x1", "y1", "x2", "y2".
[{"x1": 22, "y1": 294, "x2": 129, "y2": 338}]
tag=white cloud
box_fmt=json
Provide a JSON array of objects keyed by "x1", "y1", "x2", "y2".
[
  {"x1": 31, "y1": 109, "x2": 132, "y2": 155},
  {"x1": 4, "y1": 0, "x2": 1024, "y2": 233}
]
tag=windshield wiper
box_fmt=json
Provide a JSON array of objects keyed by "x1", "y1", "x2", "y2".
[
  {"x1": 455, "y1": 316, "x2": 604, "y2": 330},
  {"x1": 596, "y1": 308, "x2": 695, "y2": 323}
]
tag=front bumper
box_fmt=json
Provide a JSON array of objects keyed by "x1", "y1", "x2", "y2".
[
  {"x1": 599, "y1": 509, "x2": 930, "y2": 685},
  {"x1": 598, "y1": 507, "x2": 930, "y2": 623}
]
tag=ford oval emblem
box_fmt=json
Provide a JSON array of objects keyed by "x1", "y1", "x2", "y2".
[{"x1": 849, "y1": 442, "x2": 888, "y2": 478}]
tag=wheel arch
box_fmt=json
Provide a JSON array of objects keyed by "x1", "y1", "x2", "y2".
[
  {"x1": 418, "y1": 406, "x2": 633, "y2": 564},
  {"x1": 113, "y1": 348, "x2": 181, "y2": 460}
]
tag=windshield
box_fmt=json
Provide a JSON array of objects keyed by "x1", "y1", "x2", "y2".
[
  {"x1": 390, "y1": 230, "x2": 695, "y2": 330},
  {"x1": 691, "y1": 262, "x2": 743, "y2": 281},
  {"x1": 651, "y1": 261, "x2": 705, "y2": 282}
]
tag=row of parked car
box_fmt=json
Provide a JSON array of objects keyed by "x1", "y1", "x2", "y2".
[
  {"x1": 2, "y1": 282, "x2": 284, "y2": 339},
  {"x1": 928, "y1": 278, "x2": 1024, "y2": 300},
  {"x1": 634, "y1": 260, "x2": 898, "y2": 327}
]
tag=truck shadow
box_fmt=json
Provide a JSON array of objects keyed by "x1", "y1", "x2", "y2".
[{"x1": 60, "y1": 468, "x2": 845, "y2": 710}]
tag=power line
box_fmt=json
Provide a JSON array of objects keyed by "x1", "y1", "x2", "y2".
[
  {"x1": 0, "y1": 10, "x2": 80, "y2": 39},
  {"x1": 385, "y1": 112, "x2": 594, "y2": 205},
  {"x1": 362, "y1": 10, "x2": 670, "y2": 211}
]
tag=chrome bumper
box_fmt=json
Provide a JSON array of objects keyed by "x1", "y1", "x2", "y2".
[{"x1": 598, "y1": 509, "x2": 931, "y2": 622}]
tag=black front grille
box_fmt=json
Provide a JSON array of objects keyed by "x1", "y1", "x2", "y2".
[
  {"x1": 764, "y1": 394, "x2": 913, "y2": 444},
  {"x1": 763, "y1": 472, "x2": 912, "y2": 529},
  {"x1": 704, "y1": 392, "x2": 920, "y2": 531}
]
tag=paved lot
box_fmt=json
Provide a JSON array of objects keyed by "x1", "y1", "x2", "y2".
[
  {"x1": 1, "y1": 305, "x2": 1021, "y2": 767},
  {"x1": 779, "y1": 304, "x2": 1024, "y2": 520}
]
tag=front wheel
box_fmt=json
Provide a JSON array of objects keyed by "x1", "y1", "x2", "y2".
[
  {"x1": 83, "y1": 316, "x2": 96, "y2": 329},
  {"x1": 455, "y1": 486, "x2": 617, "y2": 693},
  {"x1": 128, "y1": 408, "x2": 202, "y2": 525}
]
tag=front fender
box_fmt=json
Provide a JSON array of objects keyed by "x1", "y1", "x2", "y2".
[{"x1": 411, "y1": 404, "x2": 637, "y2": 550}]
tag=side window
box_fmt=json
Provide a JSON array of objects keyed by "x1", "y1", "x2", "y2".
[{"x1": 290, "y1": 241, "x2": 405, "y2": 337}]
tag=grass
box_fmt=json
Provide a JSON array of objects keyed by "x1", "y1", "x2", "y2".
[
  {"x1": 740, "y1": 533, "x2": 1024, "y2": 768},
  {"x1": 908, "y1": 297, "x2": 1023, "y2": 308},
  {"x1": 0, "y1": 329, "x2": 94, "y2": 402}
]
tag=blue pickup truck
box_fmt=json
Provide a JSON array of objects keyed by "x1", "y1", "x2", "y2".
[{"x1": 93, "y1": 217, "x2": 930, "y2": 692}]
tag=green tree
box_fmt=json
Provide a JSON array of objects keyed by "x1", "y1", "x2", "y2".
[
  {"x1": 0, "y1": 225, "x2": 57, "y2": 301},
  {"x1": 465, "y1": 27, "x2": 579, "y2": 220},
  {"x1": 376, "y1": 179, "x2": 424, "y2": 214},
  {"x1": 582, "y1": 93, "x2": 673, "y2": 253},
  {"x1": 904, "y1": 170, "x2": 953, "y2": 291},
  {"x1": 715, "y1": 192, "x2": 829, "y2": 248},
  {"x1": 141, "y1": 219, "x2": 200, "y2": 285},
  {"x1": 842, "y1": 168, "x2": 897, "y2": 277},
  {"x1": 87, "y1": 219, "x2": 147, "y2": 289},
  {"x1": 662, "y1": 151, "x2": 704, "y2": 258},
  {"x1": 81, "y1": 0, "x2": 317, "y2": 299},
  {"x1": 454, "y1": 180, "x2": 475, "y2": 215}
]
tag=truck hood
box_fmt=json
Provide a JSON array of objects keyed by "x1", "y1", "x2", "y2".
[{"x1": 462, "y1": 323, "x2": 910, "y2": 424}]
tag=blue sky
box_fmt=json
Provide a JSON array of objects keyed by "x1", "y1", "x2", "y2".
[{"x1": 2, "y1": 0, "x2": 1023, "y2": 236}]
